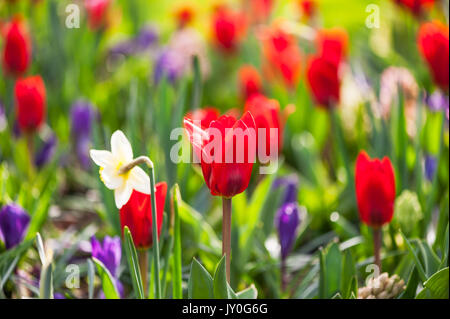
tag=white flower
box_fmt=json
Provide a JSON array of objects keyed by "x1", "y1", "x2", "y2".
[{"x1": 90, "y1": 130, "x2": 150, "y2": 209}]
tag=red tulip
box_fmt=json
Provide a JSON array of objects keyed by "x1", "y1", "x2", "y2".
[
  {"x1": 15, "y1": 75, "x2": 46, "y2": 133},
  {"x1": 393, "y1": 0, "x2": 434, "y2": 16},
  {"x1": 119, "y1": 182, "x2": 167, "y2": 249},
  {"x1": 417, "y1": 21, "x2": 449, "y2": 92},
  {"x1": 306, "y1": 56, "x2": 340, "y2": 108},
  {"x1": 355, "y1": 151, "x2": 396, "y2": 228},
  {"x1": 248, "y1": 0, "x2": 273, "y2": 24},
  {"x1": 185, "y1": 107, "x2": 220, "y2": 130},
  {"x1": 84, "y1": 0, "x2": 111, "y2": 30},
  {"x1": 244, "y1": 94, "x2": 283, "y2": 158},
  {"x1": 211, "y1": 6, "x2": 247, "y2": 53},
  {"x1": 184, "y1": 111, "x2": 256, "y2": 198},
  {"x1": 238, "y1": 65, "x2": 262, "y2": 99},
  {"x1": 261, "y1": 26, "x2": 302, "y2": 87},
  {"x1": 174, "y1": 4, "x2": 195, "y2": 28},
  {"x1": 298, "y1": 0, "x2": 317, "y2": 20},
  {"x1": 2, "y1": 17, "x2": 31, "y2": 76},
  {"x1": 316, "y1": 28, "x2": 348, "y2": 67}
]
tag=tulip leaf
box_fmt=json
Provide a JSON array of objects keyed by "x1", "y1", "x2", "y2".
[
  {"x1": 400, "y1": 267, "x2": 420, "y2": 299},
  {"x1": 319, "y1": 242, "x2": 342, "y2": 299},
  {"x1": 213, "y1": 255, "x2": 229, "y2": 299},
  {"x1": 39, "y1": 262, "x2": 54, "y2": 299},
  {"x1": 92, "y1": 257, "x2": 120, "y2": 299},
  {"x1": 123, "y1": 226, "x2": 145, "y2": 299},
  {"x1": 36, "y1": 233, "x2": 47, "y2": 265},
  {"x1": 416, "y1": 267, "x2": 449, "y2": 299},
  {"x1": 236, "y1": 284, "x2": 258, "y2": 299},
  {"x1": 188, "y1": 258, "x2": 214, "y2": 299},
  {"x1": 341, "y1": 250, "x2": 357, "y2": 299},
  {"x1": 171, "y1": 185, "x2": 183, "y2": 299},
  {"x1": 400, "y1": 231, "x2": 427, "y2": 282}
]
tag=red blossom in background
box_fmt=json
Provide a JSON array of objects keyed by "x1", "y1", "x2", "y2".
[
  {"x1": 247, "y1": 0, "x2": 273, "y2": 24},
  {"x1": 211, "y1": 5, "x2": 247, "y2": 53},
  {"x1": 298, "y1": 0, "x2": 317, "y2": 20},
  {"x1": 185, "y1": 107, "x2": 220, "y2": 130},
  {"x1": 174, "y1": 3, "x2": 196, "y2": 29},
  {"x1": 355, "y1": 151, "x2": 396, "y2": 228},
  {"x1": 393, "y1": 0, "x2": 434, "y2": 16},
  {"x1": 119, "y1": 182, "x2": 167, "y2": 249},
  {"x1": 238, "y1": 65, "x2": 263, "y2": 99},
  {"x1": 84, "y1": 0, "x2": 111, "y2": 30},
  {"x1": 184, "y1": 111, "x2": 256, "y2": 198},
  {"x1": 15, "y1": 75, "x2": 46, "y2": 133},
  {"x1": 244, "y1": 94, "x2": 283, "y2": 158},
  {"x1": 417, "y1": 21, "x2": 449, "y2": 92},
  {"x1": 316, "y1": 28, "x2": 348, "y2": 66},
  {"x1": 261, "y1": 26, "x2": 302, "y2": 88},
  {"x1": 2, "y1": 17, "x2": 31, "y2": 77}
]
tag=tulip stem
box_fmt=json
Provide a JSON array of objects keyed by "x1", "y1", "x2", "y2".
[
  {"x1": 373, "y1": 228, "x2": 382, "y2": 271},
  {"x1": 148, "y1": 163, "x2": 162, "y2": 299},
  {"x1": 25, "y1": 133, "x2": 35, "y2": 179},
  {"x1": 138, "y1": 250, "x2": 148, "y2": 297},
  {"x1": 222, "y1": 197, "x2": 232, "y2": 283}
]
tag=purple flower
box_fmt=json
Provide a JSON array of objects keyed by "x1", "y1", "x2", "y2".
[
  {"x1": 273, "y1": 175, "x2": 299, "y2": 205},
  {"x1": 91, "y1": 235, "x2": 121, "y2": 278},
  {"x1": 54, "y1": 293, "x2": 66, "y2": 299},
  {"x1": 424, "y1": 91, "x2": 449, "y2": 113},
  {"x1": 0, "y1": 101, "x2": 6, "y2": 132},
  {"x1": 70, "y1": 101, "x2": 95, "y2": 169},
  {"x1": 134, "y1": 26, "x2": 158, "y2": 52},
  {"x1": 0, "y1": 204, "x2": 30, "y2": 249},
  {"x1": 424, "y1": 154, "x2": 437, "y2": 182},
  {"x1": 34, "y1": 133, "x2": 57, "y2": 168},
  {"x1": 275, "y1": 203, "x2": 301, "y2": 260},
  {"x1": 153, "y1": 48, "x2": 185, "y2": 84}
]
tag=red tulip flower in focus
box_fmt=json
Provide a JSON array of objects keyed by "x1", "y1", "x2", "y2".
[
  {"x1": 15, "y1": 75, "x2": 46, "y2": 134},
  {"x1": 393, "y1": 0, "x2": 434, "y2": 17},
  {"x1": 238, "y1": 65, "x2": 263, "y2": 99},
  {"x1": 261, "y1": 26, "x2": 302, "y2": 88},
  {"x1": 211, "y1": 5, "x2": 247, "y2": 53},
  {"x1": 185, "y1": 107, "x2": 220, "y2": 130},
  {"x1": 2, "y1": 17, "x2": 31, "y2": 77},
  {"x1": 355, "y1": 151, "x2": 396, "y2": 269},
  {"x1": 119, "y1": 182, "x2": 167, "y2": 249},
  {"x1": 417, "y1": 21, "x2": 449, "y2": 92},
  {"x1": 84, "y1": 0, "x2": 111, "y2": 30},
  {"x1": 244, "y1": 94, "x2": 283, "y2": 160},
  {"x1": 184, "y1": 111, "x2": 256, "y2": 282}
]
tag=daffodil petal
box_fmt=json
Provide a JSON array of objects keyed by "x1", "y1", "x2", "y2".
[
  {"x1": 90, "y1": 150, "x2": 115, "y2": 167},
  {"x1": 129, "y1": 166, "x2": 150, "y2": 194},
  {"x1": 100, "y1": 167, "x2": 123, "y2": 189},
  {"x1": 114, "y1": 183, "x2": 133, "y2": 209},
  {"x1": 111, "y1": 130, "x2": 133, "y2": 163}
]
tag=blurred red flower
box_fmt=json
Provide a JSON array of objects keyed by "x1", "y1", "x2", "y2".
[
  {"x1": 417, "y1": 21, "x2": 449, "y2": 92},
  {"x1": 184, "y1": 111, "x2": 256, "y2": 198},
  {"x1": 394, "y1": 0, "x2": 434, "y2": 16},
  {"x1": 15, "y1": 75, "x2": 46, "y2": 133},
  {"x1": 316, "y1": 28, "x2": 348, "y2": 66},
  {"x1": 298, "y1": 0, "x2": 317, "y2": 20},
  {"x1": 211, "y1": 5, "x2": 247, "y2": 53},
  {"x1": 244, "y1": 94, "x2": 283, "y2": 158},
  {"x1": 238, "y1": 65, "x2": 263, "y2": 99},
  {"x1": 119, "y1": 182, "x2": 167, "y2": 249},
  {"x1": 355, "y1": 151, "x2": 396, "y2": 228},
  {"x1": 261, "y1": 26, "x2": 302, "y2": 88},
  {"x1": 84, "y1": 0, "x2": 111, "y2": 30},
  {"x1": 185, "y1": 107, "x2": 220, "y2": 130},
  {"x1": 174, "y1": 3, "x2": 196, "y2": 28},
  {"x1": 2, "y1": 17, "x2": 31, "y2": 77},
  {"x1": 247, "y1": 0, "x2": 273, "y2": 24}
]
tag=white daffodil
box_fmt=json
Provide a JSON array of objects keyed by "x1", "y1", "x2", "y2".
[{"x1": 90, "y1": 130, "x2": 150, "y2": 209}]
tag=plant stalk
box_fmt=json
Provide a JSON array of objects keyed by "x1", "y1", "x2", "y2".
[
  {"x1": 373, "y1": 227, "x2": 382, "y2": 271},
  {"x1": 222, "y1": 197, "x2": 232, "y2": 283},
  {"x1": 138, "y1": 250, "x2": 148, "y2": 297}
]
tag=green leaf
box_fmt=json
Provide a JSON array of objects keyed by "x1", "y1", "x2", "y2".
[
  {"x1": 92, "y1": 257, "x2": 120, "y2": 299},
  {"x1": 213, "y1": 256, "x2": 229, "y2": 299},
  {"x1": 39, "y1": 262, "x2": 54, "y2": 299},
  {"x1": 341, "y1": 250, "x2": 356, "y2": 298},
  {"x1": 400, "y1": 231, "x2": 427, "y2": 282},
  {"x1": 401, "y1": 267, "x2": 420, "y2": 299},
  {"x1": 416, "y1": 267, "x2": 449, "y2": 299},
  {"x1": 171, "y1": 185, "x2": 183, "y2": 299},
  {"x1": 236, "y1": 285, "x2": 258, "y2": 299},
  {"x1": 87, "y1": 259, "x2": 95, "y2": 300},
  {"x1": 188, "y1": 258, "x2": 214, "y2": 299},
  {"x1": 36, "y1": 233, "x2": 46, "y2": 265},
  {"x1": 319, "y1": 242, "x2": 342, "y2": 299},
  {"x1": 123, "y1": 226, "x2": 145, "y2": 299}
]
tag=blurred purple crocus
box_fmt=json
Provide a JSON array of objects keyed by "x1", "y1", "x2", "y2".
[
  {"x1": 109, "y1": 26, "x2": 158, "y2": 58},
  {"x1": 0, "y1": 101, "x2": 6, "y2": 132},
  {"x1": 273, "y1": 175, "x2": 299, "y2": 205},
  {"x1": 70, "y1": 100, "x2": 95, "y2": 170},
  {"x1": 424, "y1": 154, "x2": 437, "y2": 182},
  {"x1": 424, "y1": 91, "x2": 449, "y2": 113},
  {"x1": 0, "y1": 203, "x2": 30, "y2": 250},
  {"x1": 153, "y1": 48, "x2": 185, "y2": 84},
  {"x1": 34, "y1": 133, "x2": 57, "y2": 168},
  {"x1": 275, "y1": 203, "x2": 301, "y2": 260}
]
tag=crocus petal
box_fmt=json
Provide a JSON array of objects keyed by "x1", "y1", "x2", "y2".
[
  {"x1": 114, "y1": 183, "x2": 133, "y2": 209},
  {"x1": 111, "y1": 130, "x2": 133, "y2": 163},
  {"x1": 129, "y1": 166, "x2": 151, "y2": 194},
  {"x1": 90, "y1": 150, "x2": 115, "y2": 167}
]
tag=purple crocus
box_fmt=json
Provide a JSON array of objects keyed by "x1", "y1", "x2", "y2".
[
  {"x1": 34, "y1": 133, "x2": 57, "y2": 168},
  {"x1": 424, "y1": 154, "x2": 437, "y2": 182},
  {"x1": 0, "y1": 101, "x2": 6, "y2": 132},
  {"x1": 91, "y1": 235, "x2": 121, "y2": 277},
  {"x1": 424, "y1": 91, "x2": 449, "y2": 113},
  {"x1": 109, "y1": 26, "x2": 158, "y2": 58},
  {"x1": 0, "y1": 204, "x2": 30, "y2": 249},
  {"x1": 273, "y1": 175, "x2": 299, "y2": 205},
  {"x1": 153, "y1": 48, "x2": 185, "y2": 84},
  {"x1": 275, "y1": 203, "x2": 301, "y2": 260},
  {"x1": 70, "y1": 100, "x2": 95, "y2": 169}
]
